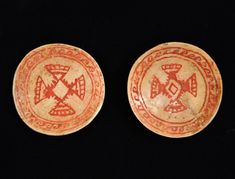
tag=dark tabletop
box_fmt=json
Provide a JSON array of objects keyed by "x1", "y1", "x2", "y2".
[{"x1": 0, "y1": 1, "x2": 234, "y2": 178}]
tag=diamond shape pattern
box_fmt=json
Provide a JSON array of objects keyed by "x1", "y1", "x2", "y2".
[
  {"x1": 52, "y1": 80, "x2": 69, "y2": 99},
  {"x1": 168, "y1": 83, "x2": 178, "y2": 95}
]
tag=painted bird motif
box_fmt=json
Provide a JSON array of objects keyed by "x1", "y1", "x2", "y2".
[
  {"x1": 150, "y1": 63, "x2": 197, "y2": 113},
  {"x1": 34, "y1": 64, "x2": 85, "y2": 116}
]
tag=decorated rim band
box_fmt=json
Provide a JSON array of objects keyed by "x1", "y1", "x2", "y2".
[
  {"x1": 13, "y1": 44, "x2": 105, "y2": 136},
  {"x1": 128, "y1": 42, "x2": 222, "y2": 138}
]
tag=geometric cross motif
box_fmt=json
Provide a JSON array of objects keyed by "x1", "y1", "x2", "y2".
[
  {"x1": 34, "y1": 64, "x2": 85, "y2": 116},
  {"x1": 150, "y1": 63, "x2": 197, "y2": 113}
]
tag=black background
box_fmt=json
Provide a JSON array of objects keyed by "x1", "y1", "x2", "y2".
[{"x1": 1, "y1": 1, "x2": 235, "y2": 178}]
